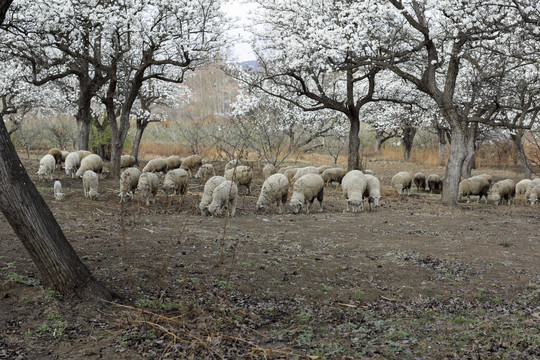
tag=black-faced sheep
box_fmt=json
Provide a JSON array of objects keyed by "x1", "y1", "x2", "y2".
[
  {"x1": 137, "y1": 172, "x2": 159, "y2": 206},
  {"x1": 341, "y1": 170, "x2": 367, "y2": 213},
  {"x1": 119, "y1": 167, "x2": 141, "y2": 203},
  {"x1": 142, "y1": 158, "x2": 167, "y2": 174},
  {"x1": 413, "y1": 172, "x2": 426, "y2": 192},
  {"x1": 76, "y1": 154, "x2": 103, "y2": 178},
  {"x1": 224, "y1": 165, "x2": 253, "y2": 194},
  {"x1": 391, "y1": 171, "x2": 413, "y2": 196},
  {"x1": 208, "y1": 180, "x2": 238, "y2": 217},
  {"x1": 427, "y1": 174, "x2": 443, "y2": 194},
  {"x1": 256, "y1": 173, "x2": 289, "y2": 214},
  {"x1": 200, "y1": 176, "x2": 227, "y2": 216},
  {"x1": 491, "y1": 179, "x2": 516, "y2": 205},
  {"x1": 289, "y1": 173, "x2": 324, "y2": 214},
  {"x1": 82, "y1": 170, "x2": 99, "y2": 200},
  {"x1": 37, "y1": 154, "x2": 55, "y2": 181},
  {"x1": 458, "y1": 175, "x2": 490, "y2": 203}
]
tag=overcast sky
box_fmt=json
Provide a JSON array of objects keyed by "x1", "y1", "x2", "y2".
[{"x1": 222, "y1": 0, "x2": 257, "y2": 62}]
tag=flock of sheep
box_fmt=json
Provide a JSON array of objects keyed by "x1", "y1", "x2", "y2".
[{"x1": 35, "y1": 148, "x2": 540, "y2": 217}]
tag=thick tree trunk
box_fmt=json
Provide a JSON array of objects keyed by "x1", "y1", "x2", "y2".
[
  {"x1": 348, "y1": 115, "x2": 361, "y2": 171},
  {"x1": 441, "y1": 124, "x2": 468, "y2": 207},
  {"x1": 511, "y1": 133, "x2": 533, "y2": 179},
  {"x1": 0, "y1": 119, "x2": 113, "y2": 300},
  {"x1": 461, "y1": 123, "x2": 478, "y2": 178},
  {"x1": 437, "y1": 127, "x2": 446, "y2": 166},
  {"x1": 75, "y1": 82, "x2": 93, "y2": 151},
  {"x1": 76, "y1": 117, "x2": 90, "y2": 151},
  {"x1": 131, "y1": 119, "x2": 147, "y2": 163},
  {"x1": 402, "y1": 126, "x2": 416, "y2": 161}
]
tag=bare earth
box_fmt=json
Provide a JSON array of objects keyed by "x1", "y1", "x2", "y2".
[{"x1": 0, "y1": 156, "x2": 539, "y2": 359}]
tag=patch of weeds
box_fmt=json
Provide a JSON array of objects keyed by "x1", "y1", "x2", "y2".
[
  {"x1": 23, "y1": 330, "x2": 32, "y2": 339},
  {"x1": 218, "y1": 280, "x2": 232, "y2": 290},
  {"x1": 47, "y1": 311, "x2": 67, "y2": 338},
  {"x1": 294, "y1": 327, "x2": 314, "y2": 344},
  {"x1": 420, "y1": 281, "x2": 428, "y2": 290},
  {"x1": 434, "y1": 294, "x2": 443, "y2": 301},
  {"x1": 453, "y1": 316, "x2": 475, "y2": 324},
  {"x1": 499, "y1": 240, "x2": 513, "y2": 247},
  {"x1": 37, "y1": 325, "x2": 52, "y2": 335},
  {"x1": 6, "y1": 271, "x2": 39, "y2": 286},
  {"x1": 353, "y1": 290, "x2": 364, "y2": 299},
  {"x1": 44, "y1": 288, "x2": 63, "y2": 301},
  {"x1": 474, "y1": 293, "x2": 488, "y2": 302},
  {"x1": 321, "y1": 284, "x2": 331, "y2": 292},
  {"x1": 135, "y1": 298, "x2": 177, "y2": 310},
  {"x1": 190, "y1": 277, "x2": 201, "y2": 285},
  {"x1": 526, "y1": 283, "x2": 539, "y2": 290},
  {"x1": 273, "y1": 280, "x2": 283, "y2": 286}
]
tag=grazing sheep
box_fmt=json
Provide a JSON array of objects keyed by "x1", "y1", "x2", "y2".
[
  {"x1": 142, "y1": 158, "x2": 167, "y2": 174},
  {"x1": 292, "y1": 166, "x2": 319, "y2": 183},
  {"x1": 479, "y1": 173, "x2": 493, "y2": 187},
  {"x1": 76, "y1": 150, "x2": 92, "y2": 161},
  {"x1": 341, "y1": 170, "x2": 367, "y2": 213},
  {"x1": 165, "y1": 155, "x2": 182, "y2": 171},
  {"x1": 413, "y1": 172, "x2": 427, "y2": 192},
  {"x1": 121, "y1": 155, "x2": 137, "y2": 168},
  {"x1": 37, "y1": 154, "x2": 56, "y2": 181},
  {"x1": 60, "y1": 150, "x2": 70, "y2": 163},
  {"x1": 363, "y1": 174, "x2": 382, "y2": 211},
  {"x1": 317, "y1": 165, "x2": 333, "y2": 174},
  {"x1": 528, "y1": 185, "x2": 540, "y2": 206},
  {"x1": 75, "y1": 154, "x2": 103, "y2": 178},
  {"x1": 53, "y1": 180, "x2": 64, "y2": 201},
  {"x1": 427, "y1": 174, "x2": 443, "y2": 194},
  {"x1": 491, "y1": 179, "x2": 516, "y2": 205},
  {"x1": 278, "y1": 165, "x2": 294, "y2": 174},
  {"x1": 48, "y1": 147, "x2": 63, "y2": 169},
  {"x1": 82, "y1": 170, "x2": 99, "y2": 200},
  {"x1": 391, "y1": 171, "x2": 413, "y2": 196},
  {"x1": 180, "y1": 155, "x2": 203, "y2": 173},
  {"x1": 256, "y1": 173, "x2": 289, "y2": 214},
  {"x1": 363, "y1": 169, "x2": 374, "y2": 175},
  {"x1": 458, "y1": 175, "x2": 490, "y2": 203},
  {"x1": 64, "y1": 152, "x2": 80, "y2": 178},
  {"x1": 524, "y1": 178, "x2": 540, "y2": 200},
  {"x1": 199, "y1": 176, "x2": 227, "y2": 216},
  {"x1": 119, "y1": 167, "x2": 141, "y2": 203},
  {"x1": 224, "y1": 165, "x2": 253, "y2": 194},
  {"x1": 208, "y1": 180, "x2": 238, "y2": 217},
  {"x1": 262, "y1": 163, "x2": 277, "y2": 180},
  {"x1": 515, "y1": 179, "x2": 532, "y2": 205},
  {"x1": 289, "y1": 173, "x2": 325, "y2": 214},
  {"x1": 283, "y1": 167, "x2": 299, "y2": 182},
  {"x1": 321, "y1": 167, "x2": 347, "y2": 186},
  {"x1": 137, "y1": 172, "x2": 159, "y2": 206},
  {"x1": 225, "y1": 159, "x2": 242, "y2": 171},
  {"x1": 195, "y1": 163, "x2": 216, "y2": 183},
  {"x1": 163, "y1": 169, "x2": 190, "y2": 197}
]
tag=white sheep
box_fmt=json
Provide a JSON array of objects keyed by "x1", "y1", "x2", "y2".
[
  {"x1": 289, "y1": 173, "x2": 325, "y2": 214},
  {"x1": 524, "y1": 178, "x2": 540, "y2": 201},
  {"x1": 283, "y1": 167, "x2": 299, "y2": 182},
  {"x1": 137, "y1": 172, "x2": 159, "y2": 206},
  {"x1": 515, "y1": 179, "x2": 532, "y2": 205},
  {"x1": 292, "y1": 166, "x2": 319, "y2": 183},
  {"x1": 413, "y1": 172, "x2": 426, "y2": 192},
  {"x1": 427, "y1": 174, "x2": 443, "y2": 194},
  {"x1": 37, "y1": 154, "x2": 56, "y2": 181},
  {"x1": 391, "y1": 171, "x2": 413, "y2": 196},
  {"x1": 75, "y1": 154, "x2": 103, "y2": 178},
  {"x1": 528, "y1": 185, "x2": 540, "y2": 206},
  {"x1": 82, "y1": 170, "x2": 99, "y2": 200},
  {"x1": 64, "y1": 152, "x2": 80, "y2": 178},
  {"x1": 53, "y1": 180, "x2": 64, "y2": 201},
  {"x1": 491, "y1": 179, "x2": 516, "y2": 205},
  {"x1": 199, "y1": 176, "x2": 227, "y2": 216},
  {"x1": 278, "y1": 165, "x2": 294, "y2": 174},
  {"x1": 195, "y1": 163, "x2": 216, "y2": 183},
  {"x1": 363, "y1": 174, "x2": 382, "y2": 211},
  {"x1": 363, "y1": 169, "x2": 374, "y2": 175},
  {"x1": 341, "y1": 170, "x2": 367, "y2": 213},
  {"x1": 321, "y1": 167, "x2": 347, "y2": 186},
  {"x1": 76, "y1": 150, "x2": 92, "y2": 161},
  {"x1": 163, "y1": 169, "x2": 190, "y2": 197},
  {"x1": 180, "y1": 155, "x2": 203, "y2": 173},
  {"x1": 256, "y1": 173, "x2": 289, "y2": 214},
  {"x1": 224, "y1": 165, "x2": 253, "y2": 194},
  {"x1": 479, "y1": 173, "x2": 493, "y2": 187},
  {"x1": 121, "y1": 155, "x2": 137, "y2": 168},
  {"x1": 225, "y1": 159, "x2": 242, "y2": 171},
  {"x1": 317, "y1": 165, "x2": 332, "y2": 174},
  {"x1": 60, "y1": 150, "x2": 70, "y2": 162},
  {"x1": 262, "y1": 163, "x2": 277, "y2": 180},
  {"x1": 458, "y1": 175, "x2": 490, "y2": 203},
  {"x1": 119, "y1": 167, "x2": 141, "y2": 203},
  {"x1": 165, "y1": 155, "x2": 182, "y2": 171},
  {"x1": 142, "y1": 158, "x2": 167, "y2": 173},
  {"x1": 208, "y1": 180, "x2": 238, "y2": 217}
]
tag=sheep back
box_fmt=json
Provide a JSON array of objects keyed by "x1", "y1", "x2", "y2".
[
  {"x1": 293, "y1": 166, "x2": 321, "y2": 183},
  {"x1": 195, "y1": 163, "x2": 216, "y2": 183},
  {"x1": 180, "y1": 155, "x2": 203, "y2": 172},
  {"x1": 391, "y1": 171, "x2": 413, "y2": 196},
  {"x1": 165, "y1": 155, "x2": 182, "y2": 171},
  {"x1": 458, "y1": 176, "x2": 490, "y2": 203},
  {"x1": 262, "y1": 164, "x2": 277, "y2": 180},
  {"x1": 321, "y1": 168, "x2": 347, "y2": 186},
  {"x1": 163, "y1": 168, "x2": 190, "y2": 196},
  {"x1": 76, "y1": 150, "x2": 92, "y2": 161},
  {"x1": 413, "y1": 172, "x2": 426, "y2": 192},
  {"x1": 427, "y1": 174, "x2": 443, "y2": 194},
  {"x1": 121, "y1": 155, "x2": 137, "y2": 168},
  {"x1": 317, "y1": 165, "x2": 333, "y2": 174},
  {"x1": 76, "y1": 154, "x2": 103, "y2": 178},
  {"x1": 142, "y1": 158, "x2": 167, "y2": 173},
  {"x1": 491, "y1": 179, "x2": 516, "y2": 205},
  {"x1": 224, "y1": 165, "x2": 253, "y2": 194}
]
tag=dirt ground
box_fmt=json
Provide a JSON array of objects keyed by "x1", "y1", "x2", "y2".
[{"x1": 0, "y1": 156, "x2": 539, "y2": 359}]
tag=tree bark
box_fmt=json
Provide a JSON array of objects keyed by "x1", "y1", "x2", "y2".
[
  {"x1": 511, "y1": 132, "x2": 533, "y2": 179},
  {"x1": 0, "y1": 118, "x2": 113, "y2": 300},
  {"x1": 402, "y1": 126, "x2": 416, "y2": 161},
  {"x1": 461, "y1": 122, "x2": 478, "y2": 178},
  {"x1": 437, "y1": 127, "x2": 446, "y2": 166},
  {"x1": 347, "y1": 115, "x2": 361, "y2": 171},
  {"x1": 441, "y1": 123, "x2": 468, "y2": 207}
]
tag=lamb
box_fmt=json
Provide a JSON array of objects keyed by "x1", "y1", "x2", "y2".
[
  {"x1": 262, "y1": 163, "x2": 277, "y2": 180},
  {"x1": 256, "y1": 173, "x2": 289, "y2": 214},
  {"x1": 283, "y1": 167, "x2": 299, "y2": 182},
  {"x1": 413, "y1": 172, "x2": 427, "y2": 192},
  {"x1": 289, "y1": 173, "x2": 324, "y2": 214},
  {"x1": 524, "y1": 178, "x2": 540, "y2": 201},
  {"x1": 207, "y1": 180, "x2": 238, "y2": 217},
  {"x1": 180, "y1": 155, "x2": 203, "y2": 173},
  {"x1": 82, "y1": 170, "x2": 99, "y2": 200},
  {"x1": 76, "y1": 150, "x2": 92, "y2": 161},
  {"x1": 391, "y1": 171, "x2": 413, "y2": 196},
  {"x1": 75, "y1": 154, "x2": 103, "y2": 178},
  {"x1": 458, "y1": 175, "x2": 490, "y2": 203},
  {"x1": 341, "y1": 170, "x2": 367, "y2": 213},
  {"x1": 137, "y1": 172, "x2": 159, "y2": 206},
  {"x1": 64, "y1": 152, "x2": 80, "y2": 178},
  {"x1": 199, "y1": 176, "x2": 227, "y2": 216},
  {"x1": 163, "y1": 169, "x2": 190, "y2": 197},
  {"x1": 224, "y1": 165, "x2": 253, "y2": 194},
  {"x1": 317, "y1": 165, "x2": 332, "y2": 174},
  {"x1": 515, "y1": 179, "x2": 532, "y2": 205},
  {"x1": 321, "y1": 167, "x2": 347, "y2": 186},
  {"x1": 225, "y1": 159, "x2": 242, "y2": 171},
  {"x1": 121, "y1": 155, "x2": 137, "y2": 168},
  {"x1": 292, "y1": 166, "x2": 319, "y2": 183},
  {"x1": 165, "y1": 155, "x2": 182, "y2": 171},
  {"x1": 195, "y1": 163, "x2": 216, "y2": 183},
  {"x1": 363, "y1": 174, "x2": 382, "y2": 211},
  {"x1": 53, "y1": 180, "x2": 64, "y2": 201},
  {"x1": 48, "y1": 147, "x2": 63, "y2": 169},
  {"x1": 491, "y1": 179, "x2": 516, "y2": 205},
  {"x1": 528, "y1": 185, "x2": 540, "y2": 206},
  {"x1": 142, "y1": 158, "x2": 167, "y2": 173},
  {"x1": 37, "y1": 154, "x2": 56, "y2": 181},
  {"x1": 427, "y1": 174, "x2": 443, "y2": 194},
  {"x1": 119, "y1": 167, "x2": 141, "y2": 203}
]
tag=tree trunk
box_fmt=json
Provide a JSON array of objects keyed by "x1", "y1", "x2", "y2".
[
  {"x1": 347, "y1": 115, "x2": 361, "y2": 171},
  {"x1": 461, "y1": 122, "x2": 478, "y2": 178},
  {"x1": 402, "y1": 126, "x2": 416, "y2": 161},
  {"x1": 0, "y1": 118, "x2": 113, "y2": 300},
  {"x1": 75, "y1": 82, "x2": 93, "y2": 151},
  {"x1": 131, "y1": 119, "x2": 147, "y2": 163},
  {"x1": 437, "y1": 127, "x2": 446, "y2": 166},
  {"x1": 441, "y1": 124, "x2": 468, "y2": 207},
  {"x1": 76, "y1": 117, "x2": 90, "y2": 151},
  {"x1": 511, "y1": 132, "x2": 533, "y2": 179}
]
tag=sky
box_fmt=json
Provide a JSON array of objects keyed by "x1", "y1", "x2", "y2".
[{"x1": 221, "y1": 0, "x2": 257, "y2": 62}]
